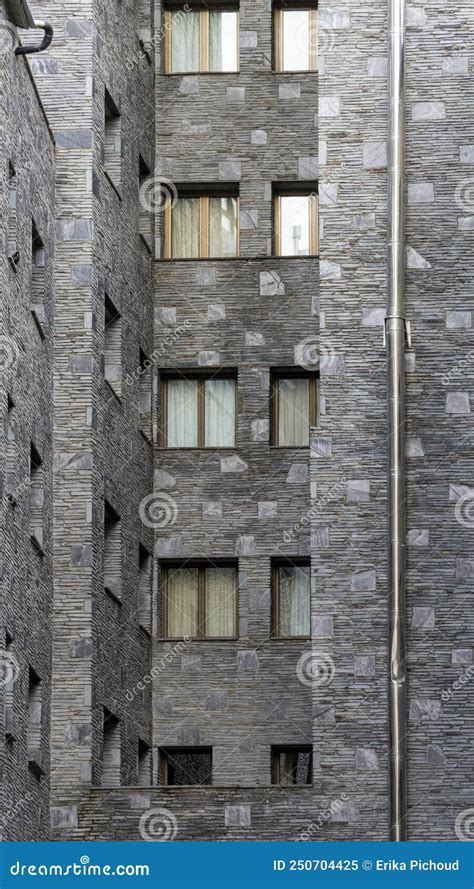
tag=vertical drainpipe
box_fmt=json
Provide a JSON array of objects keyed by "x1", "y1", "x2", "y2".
[{"x1": 386, "y1": 0, "x2": 409, "y2": 842}]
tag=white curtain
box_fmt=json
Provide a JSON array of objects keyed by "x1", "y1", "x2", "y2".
[
  {"x1": 280, "y1": 195, "x2": 310, "y2": 256},
  {"x1": 205, "y1": 379, "x2": 235, "y2": 447},
  {"x1": 171, "y1": 10, "x2": 200, "y2": 73},
  {"x1": 209, "y1": 11, "x2": 238, "y2": 72},
  {"x1": 172, "y1": 198, "x2": 200, "y2": 258},
  {"x1": 279, "y1": 566, "x2": 310, "y2": 636},
  {"x1": 282, "y1": 10, "x2": 310, "y2": 72},
  {"x1": 206, "y1": 567, "x2": 236, "y2": 637},
  {"x1": 167, "y1": 379, "x2": 198, "y2": 447},
  {"x1": 209, "y1": 197, "x2": 237, "y2": 257},
  {"x1": 167, "y1": 568, "x2": 199, "y2": 637},
  {"x1": 278, "y1": 378, "x2": 309, "y2": 446}
]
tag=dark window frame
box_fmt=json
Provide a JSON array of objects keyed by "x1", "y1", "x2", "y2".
[
  {"x1": 160, "y1": 746, "x2": 213, "y2": 786},
  {"x1": 161, "y1": 370, "x2": 238, "y2": 449},
  {"x1": 271, "y1": 558, "x2": 311, "y2": 639},
  {"x1": 271, "y1": 745, "x2": 313, "y2": 785},
  {"x1": 271, "y1": 369, "x2": 318, "y2": 447},
  {"x1": 161, "y1": 560, "x2": 239, "y2": 640}
]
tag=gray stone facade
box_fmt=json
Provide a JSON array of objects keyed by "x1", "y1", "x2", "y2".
[{"x1": 1, "y1": 0, "x2": 473, "y2": 844}]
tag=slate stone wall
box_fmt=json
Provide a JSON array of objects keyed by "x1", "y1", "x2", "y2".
[{"x1": 0, "y1": 1, "x2": 55, "y2": 839}]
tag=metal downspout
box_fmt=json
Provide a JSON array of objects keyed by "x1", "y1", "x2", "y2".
[{"x1": 386, "y1": 0, "x2": 408, "y2": 842}]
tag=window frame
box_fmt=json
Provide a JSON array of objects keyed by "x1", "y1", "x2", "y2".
[
  {"x1": 271, "y1": 558, "x2": 311, "y2": 640},
  {"x1": 164, "y1": 193, "x2": 240, "y2": 260},
  {"x1": 274, "y1": 189, "x2": 319, "y2": 257},
  {"x1": 273, "y1": 2, "x2": 318, "y2": 73},
  {"x1": 271, "y1": 370, "x2": 318, "y2": 447},
  {"x1": 161, "y1": 560, "x2": 239, "y2": 640},
  {"x1": 271, "y1": 745, "x2": 313, "y2": 785},
  {"x1": 160, "y1": 747, "x2": 213, "y2": 786},
  {"x1": 164, "y1": 5, "x2": 240, "y2": 74},
  {"x1": 161, "y1": 370, "x2": 238, "y2": 449}
]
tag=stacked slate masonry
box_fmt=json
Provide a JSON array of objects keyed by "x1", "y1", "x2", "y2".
[
  {"x1": 1, "y1": 0, "x2": 473, "y2": 844},
  {"x1": 0, "y1": 0, "x2": 55, "y2": 840}
]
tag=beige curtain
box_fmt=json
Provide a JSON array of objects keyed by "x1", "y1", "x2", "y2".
[
  {"x1": 171, "y1": 10, "x2": 200, "y2": 73},
  {"x1": 205, "y1": 379, "x2": 235, "y2": 447},
  {"x1": 205, "y1": 567, "x2": 236, "y2": 637},
  {"x1": 167, "y1": 568, "x2": 199, "y2": 637},
  {"x1": 278, "y1": 378, "x2": 309, "y2": 446},
  {"x1": 172, "y1": 198, "x2": 200, "y2": 258},
  {"x1": 209, "y1": 197, "x2": 237, "y2": 257},
  {"x1": 167, "y1": 380, "x2": 198, "y2": 447},
  {"x1": 279, "y1": 565, "x2": 310, "y2": 636},
  {"x1": 209, "y1": 11, "x2": 238, "y2": 72}
]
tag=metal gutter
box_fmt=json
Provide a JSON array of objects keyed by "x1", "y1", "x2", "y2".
[{"x1": 386, "y1": 0, "x2": 409, "y2": 842}]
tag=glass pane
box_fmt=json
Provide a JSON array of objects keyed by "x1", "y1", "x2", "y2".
[
  {"x1": 280, "y1": 195, "x2": 310, "y2": 256},
  {"x1": 279, "y1": 565, "x2": 310, "y2": 636},
  {"x1": 282, "y1": 9, "x2": 311, "y2": 71},
  {"x1": 205, "y1": 379, "x2": 236, "y2": 447},
  {"x1": 172, "y1": 198, "x2": 200, "y2": 258},
  {"x1": 206, "y1": 567, "x2": 237, "y2": 637},
  {"x1": 278, "y1": 378, "x2": 309, "y2": 446},
  {"x1": 209, "y1": 197, "x2": 238, "y2": 257},
  {"x1": 165, "y1": 750, "x2": 212, "y2": 785},
  {"x1": 166, "y1": 568, "x2": 199, "y2": 637},
  {"x1": 170, "y1": 10, "x2": 200, "y2": 72},
  {"x1": 166, "y1": 380, "x2": 198, "y2": 447},
  {"x1": 277, "y1": 750, "x2": 312, "y2": 785},
  {"x1": 209, "y1": 11, "x2": 238, "y2": 72}
]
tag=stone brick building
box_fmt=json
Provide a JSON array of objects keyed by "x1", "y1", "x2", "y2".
[{"x1": 1, "y1": 0, "x2": 473, "y2": 844}]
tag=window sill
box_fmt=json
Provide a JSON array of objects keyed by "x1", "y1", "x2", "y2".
[
  {"x1": 156, "y1": 637, "x2": 239, "y2": 643},
  {"x1": 156, "y1": 446, "x2": 236, "y2": 452},
  {"x1": 163, "y1": 70, "x2": 240, "y2": 77},
  {"x1": 272, "y1": 254, "x2": 319, "y2": 260},
  {"x1": 271, "y1": 636, "x2": 312, "y2": 642},
  {"x1": 157, "y1": 255, "x2": 239, "y2": 263},
  {"x1": 273, "y1": 69, "x2": 318, "y2": 76}
]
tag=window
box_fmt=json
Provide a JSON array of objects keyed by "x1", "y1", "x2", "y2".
[
  {"x1": 31, "y1": 220, "x2": 46, "y2": 334},
  {"x1": 274, "y1": 189, "x2": 318, "y2": 256},
  {"x1": 27, "y1": 668, "x2": 43, "y2": 774},
  {"x1": 30, "y1": 443, "x2": 44, "y2": 551},
  {"x1": 139, "y1": 349, "x2": 153, "y2": 441},
  {"x1": 138, "y1": 544, "x2": 152, "y2": 632},
  {"x1": 162, "y1": 563, "x2": 238, "y2": 639},
  {"x1": 164, "y1": 6, "x2": 239, "y2": 73},
  {"x1": 138, "y1": 739, "x2": 151, "y2": 786},
  {"x1": 104, "y1": 295, "x2": 122, "y2": 397},
  {"x1": 164, "y1": 192, "x2": 239, "y2": 259},
  {"x1": 271, "y1": 747, "x2": 313, "y2": 785},
  {"x1": 6, "y1": 397, "x2": 16, "y2": 499},
  {"x1": 7, "y1": 162, "x2": 18, "y2": 265},
  {"x1": 101, "y1": 709, "x2": 121, "y2": 786},
  {"x1": 4, "y1": 633, "x2": 14, "y2": 739},
  {"x1": 162, "y1": 373, "x2": 236, "y2": 448},
  {"x1": 104, "y1": 89, "x2": 122, "y2": 192},
  {"x1": 138, "y1": 155, "x2": 153, "y2": 251},
  {"x1": 160, "y1": 748, "x2": 212, "y2": 786},
  {"x1": 272, "y1": 561, "x2": 311, "y2": 637},
  {"x1": 104, "y1": 502, "x2": 122, "y2": 601},
  {"x1": 274, "y1": 2, "x2": 317, "y2": 72},
  {"x1": 272, "y1": 372, "x2": 318, "y2": 446}
]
